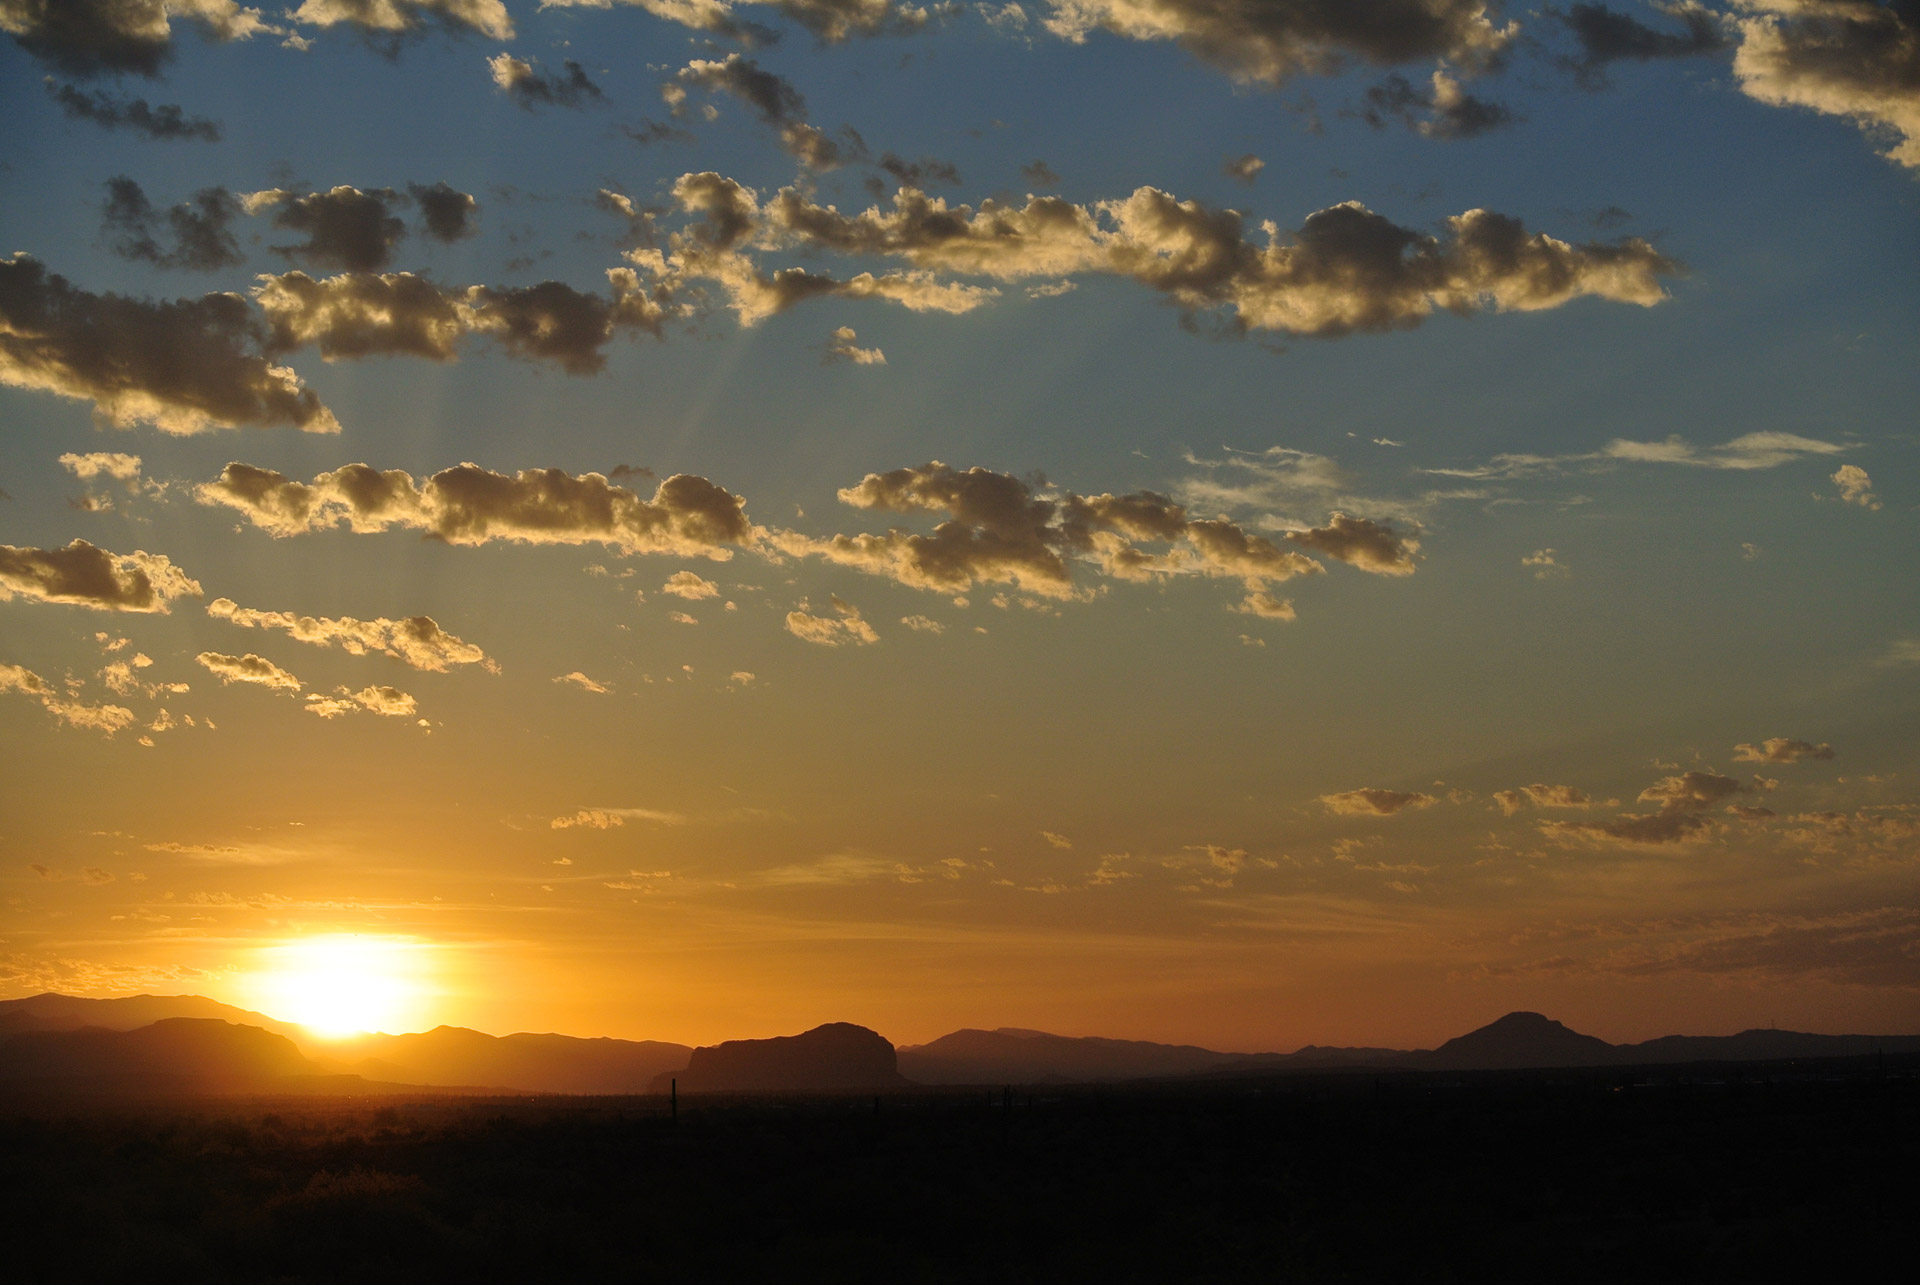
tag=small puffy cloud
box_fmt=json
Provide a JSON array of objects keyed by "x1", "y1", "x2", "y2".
[
  {"x1": 206, "y1": 597, "x2": 492, "y2": 671},
  {"x1": 1041, "y1": 830, "x2": 1073, "y2": 849},
  {"x1": 1223, "y1": 153, "x2": 1265, "y2": 182},
  {"x1": 900, "y1": 613, "x2": 945, "y2": 633},
  {"x1": 1552, "y1": 2, "x2": 1729, "y2": 88},
  {"x1": 1831, "y1": 463, "x2": 1879, "y2": 509},
  {"x1": 100, "y1": 178, "x2": 242, "y2": 271},
  {"x1": 195, "y1": 461, "x2": 753, "y2": 557},
  {"x1": 1284, "y1": 512, "x2": 1418, "y2": 575},
  {"x1": 1732, "y1": 737, "x2": 1835, "y2": 764},
  {"x1": 59, "y1": 452, "x2": 143, "y2": 483},
  {"x1": 0, "y1": 254, "x2": 336, "y2": 433},
  {"x1": 1359, "y1": 68, "x2": 1515, "y2": 138},
  {"x1": 1493, "y1": 783, "x2": 1592, "y2": 815},
  {"x1": 668, "y1": 609, "x2": 698, "y2": 624},
  {"x1": 249, "y1": 185, "x2": 409, "y2": 273},
  {"x1": 49, "y1": 83, "x2": 220, "y2": 141},
  {"x1": 1522, "y1": 548, "x2": 1567, "y2": 579},
  {"x1": 1038, "y1": 0, "x2": 1517, "y2": 86},
  {"x1": 825, "y1": 325, "x2": 886, "y2": 364},
  {"x1": 487, "y1": 52, "x2": 602, "y2": 109},
  {"x1": 1544, "y1": 769, "x2": 1744, "y2": 846},
  {"x1": 80, "y1": 866, "x2": 115, "y2": 885},
  {"x1": 1320, "y1": 787, "x2": 1438, "y2": 815},
  {"x1": 305, "y1": 684, "x2": 416, "y2": 718},
  {"x1": 551, "y1": 806, "x2": 686, "y2": 830},
  {"x1": 662, "y1": 570, "x2": 721, "y2": 599},
  {"x1": 786, "y1": 595, "x2": 880, "y2": 646},
  {"x1": 0, "y1": 540, "x2": 200, "y2": 612},
  {"x1": 196, "y1": 650, "x2": 303, "y2": 690},
  {"x1": 1, "y1": 0, "x2": 273, "y2": 78},
  {"x1": 2, "y1": 660, "x2": 135, "y2": 735},
  {"x1": 290, "y1": 0, "x2": 514, "y2": 41},
  {"x1": 408, "y1": 182, "x2": 479, "y2": 243},
  {"x1": 1731, "y1": 0, "x2": 1920, "y2": 169},
  {"x1": 554, "y1": 671, "x2": 611, "y2": 693}
]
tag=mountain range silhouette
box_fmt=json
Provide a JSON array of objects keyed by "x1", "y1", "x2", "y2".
[{"x1": 2, "y1": 993, "x2": 1915, "y2": 1095}]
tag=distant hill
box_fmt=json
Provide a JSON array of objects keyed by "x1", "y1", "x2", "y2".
[
  {"x1": 1417, "y1": 1011, "x2": 1620, "y2": 1071},
  {"x1": 656, "y1": 1023, "x2": 907, "y2": 1093},
  {"x1": 0, "y1": 1017, "x2": 314, "y2": 1087},
  {"x1": 899, "y1": 1028, "x2": 1292, "y2": 1084},
  {"x1": 0, "y1": 992, "x2": 306, "y2": 1042},
  {"x1": 316, "y1": 1026, "x2": 692, "y2": 1094},
  {"x1": 1618, "y1": 1028, "x2": 1920, "y2": 1065}
]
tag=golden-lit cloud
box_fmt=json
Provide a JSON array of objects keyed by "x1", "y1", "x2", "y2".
[
  {"x1": 1284, "y1": 513, "x2": 1419, "y2": 575},
  {"x1": 196, "y1": 650, "x2": 303, "y2": 690},
  {"x1": 304, "y1": 684, "x2": 417, "y2": 718},
  {"x1": 661, "y1": 570, "x2": 721, "y2": 599},
  {"x1": 540, "y1": 0, "x2": 929, "y2": 43},
  {"x1": 825, "y1": 326, "x2": 886, "y2": 365},
  {"x1": 551, "y1": 806, "x2": 687, "y2": 829},
  {"x1": 290, "y1": 0, "x2": 512, "y2": 40},
  {"x1": 1, "y1": 660, "x2": 136, "y2": 735},
  {"x1": 488, "y1": 52, "x2": 603, "y2": 109},
  {"x1": 1320, "y1": 788, "x2": 1439, "y2": 815},
  {"x1": 553, "y1": 671, "x2": 612, "y2": 693},
  {"x1": 1492, "y1": 783, "x2": 1592, "y2": 816},
  {"x1": 1732, "y1": 737, "x2": 1836, "y2": 764},
  {"x1": 58, "y1": 451, "x2": 143, "y2": 483},
  {"x1": 206, "y1": 597, "x2": 493, "y2": 672},
  {"x1": 195, "y1": 462, "x2": 753, "y2": 557},
  {"x1": 1732, "y1": 0, "x2": 1920, "y2": 169},
  {"x1": 1831, "y1": 464, "x2": 1879, "y2": 509},
  {"x1": 1543, "y1": 769, "x2": 1744, "y2": 846},
  {"x1": 0, "y1": 255, "x2": 337, "y2": 433},
  {"x1": 0, "y1": 539, "x2": 201, "y2": 612},
  {"x1": 785, "y1": 595, "x2": 880, "y2": 645}
]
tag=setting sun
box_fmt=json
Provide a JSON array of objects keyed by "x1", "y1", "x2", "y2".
[{"x1": 245, "y1": 936, "x2": 434, "y2": 1038}]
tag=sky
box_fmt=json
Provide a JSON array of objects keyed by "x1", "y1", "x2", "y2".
[{"x1": 1, "y1": 0, "x2": 1917, "y2": 1051}]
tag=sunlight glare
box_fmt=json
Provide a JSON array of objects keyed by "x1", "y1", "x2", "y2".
[{"x1": 246, "y1": 935, "x2": 434, "y2": 1037}]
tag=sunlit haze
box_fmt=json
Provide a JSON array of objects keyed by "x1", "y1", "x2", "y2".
[{"x1": 240, "y1": 935, "x2": 436, "y2": 1037}]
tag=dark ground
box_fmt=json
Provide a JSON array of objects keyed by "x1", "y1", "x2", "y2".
[{"x1": 3, "y1": 1058, "x2": 1915, "y2": 1283}]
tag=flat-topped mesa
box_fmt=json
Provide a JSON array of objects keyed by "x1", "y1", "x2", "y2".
[{"x1": 652, "y1": 1022, "x2": 908, "y2": 1094}]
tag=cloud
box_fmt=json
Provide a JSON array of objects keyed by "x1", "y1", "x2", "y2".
[
  {"x1": 2, "y1": 659, "x2": 136, "y2": 735},
  {"x1": 206, "y1": 596, "x2": 492, "y2": 671},
  {"x1": 551, "y1": 806, "x2": 685, "y2": 829},
  {"x1": 1543, "y1": 769, "x2": 1743, "y2": 846},
  {"x1": 408, "y1": 182, "x2": 479, "y2": 242},
  {"x1": 900, "y1": 613, "x2": 945, "y2": 632},
  {"x1": 248, "y1": 185, "x2": 410, "y2": 273},
  {"x1": 59, "y1": 452, "x2": 143, "y2": 483},
  {"x1": 1551, "y1": 2, "x2": 1729, "y2": 88},
  {"x1": 554, "y1": 671, "x2": 611, "y2": 693},
  {"x1": 1605, "y1": 430, "x2": 1847, "y2": 469},
  {"x1": 1223, "y1": 153, "x2": 1265, "y2": 182},
  {"x1": 661, "y1": 570, "x2": 721, "y2": 599},
  {"x1": 252, "y1": 268, "x2": 665, "y2": 373},
  {"x1": 674, "y1": 55, "x2": 852, "y2": 168},
  {"x1": 0, "y1": 539, "x2": 201, "y2": 612},
  {"x1": 1, "y1": 0, "x2": 273, "y2": 78},
  {"x1": 786, "y1": 595, "x2": 880, "y2": 645},
  {"x1": 0, "y1": 254, "x2": 337, "y2": 433},
  {"x1": 1732, "y1": 737, "x2": 1835, "y2": 763},
  {"x1": 1492, "y1": 783, "x2": 1592, "y2": 815},
  {"x1": 100, "y1": 178, "x2": 243, "y2": 271},
  {"x1": 1320, "y1": 787, "x2": 1438, "y2": 815},
  {"x1": 1731, "y1": 0, "x2": 1920, "y2": 169},
  {"x1": 1831, "y1": 463, "x2": 1879, "y2": 508},
  {"x1": 1522, "y1": 548, "x2": 1567, "y2": 579},
  {"x1": 1359, "y1": 68, "x2": 1515, "y2": 138},
  {"x1": 745, "y1": 180, "x2": 1677, "y2": 338},
  {"x1": 825, "y1": 325, "x2": 886, "y2": 364},
  {"x1": 1041, "y1": 830, "x2": 1073, "y2": 849},
  {"x1": 304, "y1": 684, "x2": 417, "y2": 718},
  {"x1": 487, "y1": 52, "x2": 602, "y2": 109},
  {"x1": 289, "y1": 0, "x2": 513, "y2": 41},
  {"x1": 540, "y1": 0, "x2": 930, "y2": 43},
  {"x1": 1038, "y1": 0, "x2": 1518, "y2": 86},
  {"x1": 197, "y1": 650, "x2": 303, "y2": 690},
  {"x1": 195, "y1": 461, "x2": 754, "y2": 557},
  {"x1": 49, "y1": 83, "x2": 220, "y2": 140},
  {"x1": 1283, "y1": 512, "x2": 1419, "y2": 575}
]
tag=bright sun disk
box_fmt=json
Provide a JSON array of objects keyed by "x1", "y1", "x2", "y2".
[{"x1": 246, "y1": 935, "x2": 432, "y2": 1037}]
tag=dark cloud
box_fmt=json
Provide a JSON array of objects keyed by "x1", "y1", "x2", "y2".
[
  {"x1": 767, "y1": 0, "x2": 931, "y2": 41},
  {"x1": 408, "y1": 182, "x2": 478, "y2": 243},
  {"x1": 1544, "y1": 769, "x2": 1744, "y2": 846},
  {"x1": 0, "y1": 254, "x2": 337, "y2": 433},
  {"x1": 253, "y1": 268, "x2": 665, "y2": 373},
  {"x1": 1320, "y1": 787, "x2": 1439, "y2": 815},
  {"x1": 1732, "y1": 0, "x2": 1920, "y2": 169},
  {"x1": 673, "y1": 54, "x2": 857, "y2": 169},
  {"x1": 876, "y1": 153, "x2": 962, "y2": 187},
  {"x1": 196, "y1": 461, "x2": 755, "y2": 558},
  {"x1": 1285, "y1": 512, "x2": 1419, "y2": 574},
  {"x1": 1, "y1": 0, "x2": 269, "y2": 78},
  {"x1": 48, "y1": 83, "x2": 221, "y2": 141},
  {"x1": 0, "y1": 538, "x2": 201, "y2": 612},
  {"x1": 1021, "y1": 159, "x2": 1061, "y2": 186},
  {"x1": 251, "y1": 186, "x2": 410, "y2": 273},
  {"x1": 487, "y1": 53, "x2": 603, "y2": 110},
  {"x1": 101, "y1": 178, "x2": 244, "y2": 271},
  {"x1": 1359, "y1": 69, "x2": 1515, "y2": 137},
  {"x1": 1223, "y1": 154, "x2": 1266, "y2": 183},
  {"x1": 1552, "y1": 2, "x2": 1729, "y2": 89},
  {"x1": 1040, "y1": 0, "x2": 1517, "y2": 85}
]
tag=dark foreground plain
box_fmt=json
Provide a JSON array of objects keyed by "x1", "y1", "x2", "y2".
[{"x1": 4, "y1": 1058, "x2": 1915, "y2": 1283}]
